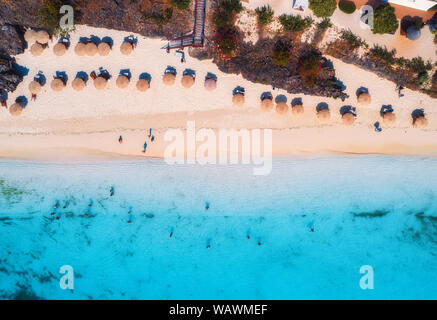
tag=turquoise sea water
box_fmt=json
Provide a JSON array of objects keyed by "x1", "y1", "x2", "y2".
[{"x1": 0, "y1": 156, "x2": 436, "y2": 300}]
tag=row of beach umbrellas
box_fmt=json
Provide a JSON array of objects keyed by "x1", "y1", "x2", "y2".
[
  {"x1": 25, "y1": 29, "x2": 136, "y2": 57},
  {"x1": 18, "y1": 76, "x2": 429, "y2": 127}
]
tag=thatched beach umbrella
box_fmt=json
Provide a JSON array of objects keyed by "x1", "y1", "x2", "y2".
[
  {"x1": 53, "y1": 42, "x2": 67, "y2": 56},
  {"x1": 317, "y1": 109, "x2": 330, "y2": 122},
  {"x1": 94, "y1": 76, "x2": 107, "y2": 90},
  {"x1": 85, "y1": 42, "x2": 98, "y2": 56},
  {"x1": 28, "y1": 81, "x2": 42, "y2": 94},
  {"x1": 75, "y1": 43, "x2": 86, "y2": 56},
  {"x1": 232, "y1": 93, "x2": 245, "y2": 106},
  {"x1": 163, "y1": 73, "x2": 176, "y2": 86},
  {"x1": 292, "y1": 104, "x2": 304, "y2": 115},
  {"x1": 51, "y1": 78, "x2": 65, "y2": 91},
  {"x1": 120, "y1": 42, "x2": 133, "y2": 55},
  {"x1": 30, "y1": 43, "x2": 44, "y2": 56},
  {"x1": 9, "y1": 103, "x2": 23, "y2": 116},
  {"x1": 72, "y1": 78, "x2": 85, "y2": 91},
  {"x1": 36, "y1": 30, "x2": 50, "y2": 44},
  {"x1": 276, "y1": 102, "x2": 288, "y2": 115},
  {"x1": 413, "y1": 116, "x2": 428, "y2": 128},
  {"x1": 98, "y1": 42, "x2": 111, "y2": 56},
  {"x1": 24, "y1": 29, "x2": 37, "y2": 44},
  {"x1": 261, "y1": 98, "x2": 273, "y2": 112},
  {"x1": 357, "y1": 92, "x2": 371, "y2": 105},
  {"x1": 204, "y1": 78, "x2": 217, "y2": 91},
  {"x1": 136, "y1": 79, "x2": 150, "y2": 92},
  {"x1": 383, "y1": 111, "x2": 396, "y2": 124},
  {"x1": 116, "y1": 75, "x2": 129, "y2": 89},
  {"x1": 342, "y1": 112, "x2": 355, "y2": 126},
  {"x1": 181, "y1": 74, "x2": 195, "y2": 88}
]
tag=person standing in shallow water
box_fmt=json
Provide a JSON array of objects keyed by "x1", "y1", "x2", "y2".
[
  {"x1": 110, "y1": 187, "x2": 114, "y2": 197},
  {"x1": 119, "y1": 135, "x2": 123, "y2": 144}
]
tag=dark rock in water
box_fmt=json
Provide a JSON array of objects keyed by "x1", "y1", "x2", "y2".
[{"x1": 0, "y1": 53, "x2": 23, "y2": 92}]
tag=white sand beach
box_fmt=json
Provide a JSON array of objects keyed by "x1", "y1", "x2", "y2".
[{"x1": 0, "y1": 24, "x2": 436, "y2": 160}]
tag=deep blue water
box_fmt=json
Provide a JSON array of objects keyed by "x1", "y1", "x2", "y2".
[{"x1": 0, "y1": 156, "x2": 436, "y2": 299}]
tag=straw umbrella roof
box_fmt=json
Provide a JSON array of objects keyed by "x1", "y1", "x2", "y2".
[
  {"x1": 204, "y1": 78, "x2": 217, "y2": 91},
  {"x1": 36, "y1": 30, "x2": 50, "y2": 44},
  {"x1": 382, "y1": 111, "x2": 396, "y2": 125},
  {"x1": 116, "y1": 75, "x2": 129, "y2": 89},
  {"x1": 163, "y1": 73, "x2": 176, "y2": 86},
  {"x1": 317, "y1": 109, "x2": 330, "y2": 121},
  {"x1": 28, "y1": 81, "x2": 42, "y2": 94},
  {"x1": 413, "y1": 116, "x2": 428, "y2": 128},
  {"x1": 72, "y1": 78, "x2": 85, "y2": 91},
  {"x1": 75, "y1": 43, "x2": 86, "y2": 56},
  {"x1": 85, "y1": 42, "x2": 98, "y2": 56},
  {"x1": 261, "y1": 98, "x2": 273, "y2": 112},
  {"x1": 276, "y1": 102, "x2": 288, "y2": 115},
  {"x1": 53, "y1": 42, "x2": 67, "y2": 56},
  {"x1": 24, "y1": 29, "x2": 37, "y2": 44},
  {"x1": 181, "y1": 74, "x2": 195, "y2": 88},
  {"x1": 120, "y1": 42, "x2": 133, "y2": 55},
  {"x1": 357, "y1": 92, "x2": 371, "y2": 105},
  {"x1": 94, "y1": 76, "x2": 107, "y2": 90},
  {"x1": 30, "y1": 43, "x2": 44, "y2": 56},
  {"x1": 51, "y1": 78, "x2": 65, "y2": 91},
  {"x1": 342, "y1": 112, "x2": 355, "y2": 126},
  {"x1": 136, "y1": 79, "x2": 150, "y2": 92},
  {"x1": 232, "y1": 93, "x2": 245, "y2": 106},
  {"x1": 9, "y1": 103, "x2": 23, "y2": 116},
  {"x1": 98, "y1": 42, "x2": 111, "y2": 56},
  {"x1": 292, "y1": 104, "x2": 304, "y2": 115}
]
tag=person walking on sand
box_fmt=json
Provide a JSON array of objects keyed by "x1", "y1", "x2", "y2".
[
  {"x1": 119, "y1": 135, "x2": 123, "y2": 144},
  {"x1": 148, "y1": 128, "x2": 152, "y2": 138},
  {"x1": 142, "y1": 141, "x2": 147, "y2": 153}
]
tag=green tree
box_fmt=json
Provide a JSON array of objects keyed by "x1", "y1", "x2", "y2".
[
  {"x1": 372, "y1": 3, "x2": 399, "y2": 34},
  {"x1": 255, "y1": 5, "x2": 274, "y2": 26},
  {"x1": 338, "y1": 1, "x2": 356, "y2": 14},
  {"x1": 271, "y1": 40, "x2": 291, "y2": 66},
  {"x1": 38, "y1": 0, "x2": 64, "y2": 35},
  {"x1": 298, "y1": 54, "x2": 322, "y2": 87},
  {"x1": 279, "y1": 14, "x2": 313, "y2": 32},
  {"x1": 170, "y1": 0, "x2": 191, "y2": 11},
  {"x1": 309, "y1": 0, "x2": 337, "y2": 18}
]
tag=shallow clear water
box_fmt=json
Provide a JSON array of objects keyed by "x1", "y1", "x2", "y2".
[{"x1": 0, "y1": 156, "x2": 436, "y2": 299}]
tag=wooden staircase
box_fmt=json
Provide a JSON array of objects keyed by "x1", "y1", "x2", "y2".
[{"x1": 164, "y1": 0, "x2": 206, "y2": 50}]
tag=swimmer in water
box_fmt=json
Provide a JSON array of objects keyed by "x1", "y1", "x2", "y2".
[
  {"x1": 50, "y1": 212, "x2": 55, "y2": 216},
  {"x1": 205, "y1": 202, "x2": 210, "y2": 210},
  {"x1": 247, "y1": 235, "x2": 250, "y2": 240},
  {"x1": 170, "y1": 232, "x2": 173, "y2": 238},
  {"x1": 206, "y1": 244, "x2": 211, "y2": 249},
  {"x1": 258, "y1": 242, "x2": 262, "y2": 246},
  {"x1": 54, "y1": 202, "x2": 59, "y2": 209},
  {"x1": 88, "y1": 201, "x2": 93, "y2": 208},
  {"x1": 62, "y1": 201, "x2": 68, "y2": 209}
]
